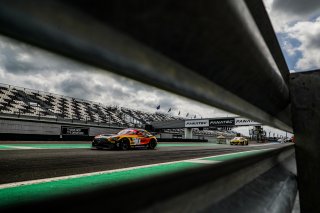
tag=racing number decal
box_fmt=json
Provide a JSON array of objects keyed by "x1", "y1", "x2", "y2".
[{"x1": 133, "y1": 138, "x2": 141, "y2": 145}]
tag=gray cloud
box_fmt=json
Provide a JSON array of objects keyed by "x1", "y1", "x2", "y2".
[
  {"x1": 304, "y1": 33, "x2": 320, "y2": 50},
  {"x1": 0, "y1": 42, "x2": 44, "y2": 74},
  {"x1": 271, "y1": 0, "x2": 320, "y2": 16},
  {"x1": 58, "y1": 79, "x2": 92, "y2": 100},
  {"x1": 115, "y1": 76, "x2": 152, "y2": 94},
  {"x1": 263, "y1": 0, "x2": 320, "y2": 71},
  {"x1": 0, "y1": 36, "x2": 91, "y2": 75},
  {"x1": 157, "y1": 97, "x2": 175, "y2": 110},
  {"x1": 109, "y1": 87, "x2": 129, "y2": 100},
  {"x1": 278, "y1": 17, "x2": 320, "y2": 71}
]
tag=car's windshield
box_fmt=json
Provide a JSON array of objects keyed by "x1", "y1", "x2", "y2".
[{"x1": 117, "y1": 129, "x2": 136, "y2": 135}]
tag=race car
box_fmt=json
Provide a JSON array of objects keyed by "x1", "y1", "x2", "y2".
[
  {"x1": 230, "y1": 137, "x2": 248, "y2": 145},
  {"x1": 92, "y1": 128, "x2": 157, "y2": 150}
]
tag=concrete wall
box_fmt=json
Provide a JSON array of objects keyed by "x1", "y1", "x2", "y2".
[
  {"x1": 159, "y1": 132, "x2": 217, "y2": 142},
  {"x1": 0, "y1": 118, "x2": 121, "y2": 137},
  {"x1": 159, "y1": 133, "x2": 172, "y2": 138},
  {"x1": 0, "y1": 119, "x2": 61, "y2": 135},
  {"x1": 90, "y1": 127, "x2": 119, "y2": 136},
  {"x1": 0, "y1": 117, "x2": 231, "y2": 142}
]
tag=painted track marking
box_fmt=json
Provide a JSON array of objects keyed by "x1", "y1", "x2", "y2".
[{"x1": 185, "y1": 159, "x2": 221, "y2": 164}]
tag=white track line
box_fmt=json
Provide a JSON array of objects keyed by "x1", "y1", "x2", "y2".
[
  {"x1": 250, "y1": 143, "x2": 280, "y2": 147},
  {"x1": 0, "y1": 148, "x2": 274, "y2": 190},
  {"x1": 185, "y1": 159, "x2": 221, "y2": 164}
]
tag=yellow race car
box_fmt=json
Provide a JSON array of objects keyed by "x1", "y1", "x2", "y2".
[
  {"x1": 92, "y1": 128, "x2": 157, "y2": 150},
  {"x1": 230, "y1": 137, "x2": 248, "y2": 145}
]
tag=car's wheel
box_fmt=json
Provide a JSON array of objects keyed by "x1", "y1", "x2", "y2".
[
  {"x1": 148, "y1": 139, "x2": 157, "y2": 150},
  {"x1": 120, "y1": 138, "x2": 130, "y2": 150}
]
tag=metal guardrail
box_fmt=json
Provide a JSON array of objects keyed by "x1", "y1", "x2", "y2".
[{"x1": 0, "y1": 0, "x2": 299, "y2": 212}]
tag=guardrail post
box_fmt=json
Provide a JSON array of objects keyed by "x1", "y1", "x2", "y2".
[{"x1": 290, "y1": 70, "x2": 320, "y2": 212}]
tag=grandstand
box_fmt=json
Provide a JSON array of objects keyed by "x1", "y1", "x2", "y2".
[
  {"x1": 0, "y1": 83, "x2": 181, "y2": 126},
  {"x1": 0, "y1": 83, "x2": 237, "y2": 138}
]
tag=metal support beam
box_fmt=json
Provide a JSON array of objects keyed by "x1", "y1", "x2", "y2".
[
  {"x1": 290, "y1": 70, "x2": 320, "y2": 212},
  {"x1": 244, "y1": 0, "x2": 290, "y2": 84}
]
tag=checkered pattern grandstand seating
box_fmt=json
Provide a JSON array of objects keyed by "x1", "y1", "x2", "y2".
[{"x1": 0, "y1": 84, "x2": 181, "y2": 127}]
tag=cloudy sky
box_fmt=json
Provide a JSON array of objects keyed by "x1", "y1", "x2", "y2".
[
  {"x1": 264, "y1": 0, "x2": 320, "y2": 71},
  {"x1": 1, "y1": 1, "x2": 316, "y2": 137},
  {"x1": 0, "y1": 35, "x2": 228, "y2": 119}
]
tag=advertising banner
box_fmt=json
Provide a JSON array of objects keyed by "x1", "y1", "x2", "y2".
[
  {"x1": 209, "y1": 118, "x2": 235, "y2": 126},
  {"x1": 234, "y1": 118, "x2": 260, "y2": 126},
  {"x1": 185, "y1": 119, "x2": 209, "y2": 127},
  {"x1": 61, "y1": 126, "x2": 90, "y2": 136}
]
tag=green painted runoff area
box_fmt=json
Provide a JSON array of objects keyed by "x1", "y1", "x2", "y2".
[
  {"x1": 0, "y1": 144, "x2": 90, "y2": 149},
  {"x1": 0, "y1": 148, "x2": 269, "y2": 208},
  {"x1": 0, "y1": 162, "x2": 199, "y2": 208},
  {"x1": 0, "y1": 143, "x2": 219, "y2": 150}
]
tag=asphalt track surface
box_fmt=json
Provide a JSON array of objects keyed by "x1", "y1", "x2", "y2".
[{"x1": 0, "y1": 141, "x2": 288, "y2": 184}]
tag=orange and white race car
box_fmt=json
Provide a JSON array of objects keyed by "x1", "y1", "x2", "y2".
[{"x1": 92, "y1": 128, "x2": 157, "y2": 150}]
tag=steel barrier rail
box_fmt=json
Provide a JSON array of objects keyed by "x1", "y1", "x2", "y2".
[
  {"x1": 244, "y1": 0, "x2": 290, "y2": 84},
  {"x1": 0, "y1": 1, "x2": 299, "y2": 212},
  {"x1": 2, "y1": 144, "x2": 296, "y2": 212},
  {"x1": 0, "y1": 0, "x2": 292, "y2": 131}
]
